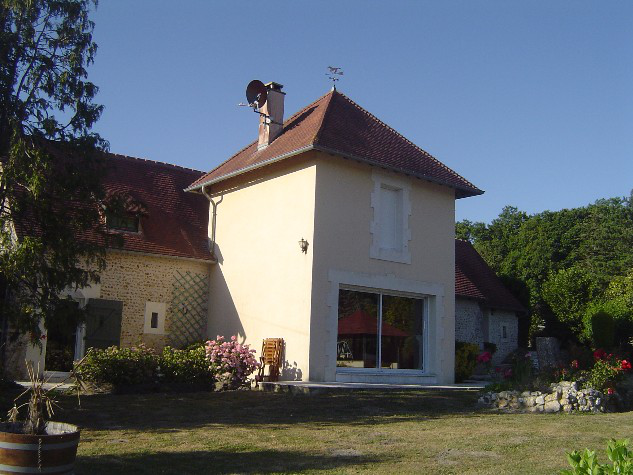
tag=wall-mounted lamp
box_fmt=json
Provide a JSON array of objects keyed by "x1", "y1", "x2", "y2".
[{"x1": 298, "y1": 238, "x2": 309, "y2": 254}]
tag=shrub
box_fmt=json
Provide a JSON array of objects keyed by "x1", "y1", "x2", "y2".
[
  {"x1": 561, "y1": 439, "x2": 633, "y2": 475},
  {"x1": 454, "y1": 341, "x2": 479, "y2": 383},
  {"x1": 582, "y1": 304, "x2": 616, "y2": 348},
  {"x1": 205, "y1": 336, "x2": 260, "y2": 390},
  {"x1": 76, "y1": 344, "x2": 158, "y2": 386},
  {"x1": 584, "y1": 351, "x2": 632, "y2": 393},
  {"x1": 509, "y1": 350, "x2": 534, "y2": 387},
  {"x1": 159, "y1": 343, "x2": 214, "y2": 385}
]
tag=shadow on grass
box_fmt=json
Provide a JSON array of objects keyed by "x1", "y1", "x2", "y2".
[
  {"x1": 77, "y1": 449, "x2": 381, "y2": 474},
  {"x1": 60, "y1": 389, "x2": 481, "y2": 432}
]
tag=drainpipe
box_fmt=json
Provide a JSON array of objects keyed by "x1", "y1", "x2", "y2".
[{"x1": 201, "y1": 186, "x2": 220, "y2": 258}]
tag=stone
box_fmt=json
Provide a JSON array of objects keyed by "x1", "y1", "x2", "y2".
[
  {"x1": 544, "y1": 401, "x2": 561, "y2": 413},
  {"x1": 563, "y1": 404, "x2": 573, "y2": 413},
  {"x1": 544, "y1": 393, "x2": 557, "y2": 402},
  {"x1": 535, "y1": 395, "x2": 545, "y2": 405},
  {"x1": 498, "y1": 399, "x2": 508, "y2": 409}
]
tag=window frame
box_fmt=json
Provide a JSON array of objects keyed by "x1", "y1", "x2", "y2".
[
  {"x1": 105, "y1": 209, "x2": 141, "y2": 233},
  {"x1": 336, "y1": 284, "x2": 428, "y2": 374},
  {"x1": 370, "y1": 171, "x2": 412, "y2": 264},
  {"x1": 143, "y1": 301, "x2": 166, "y2": 335}
]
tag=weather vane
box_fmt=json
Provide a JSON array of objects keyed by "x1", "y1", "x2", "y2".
[{"x1": 326, "y1": 66, "x2": 343, "y2": 90}]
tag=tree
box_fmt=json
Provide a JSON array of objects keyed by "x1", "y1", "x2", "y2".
[
  {"x1": 0, "y1": 0, "x2": 110, "y2": 351},
  {"x1": 456, "y1": 196, "x2": 633, "y2": 344}
]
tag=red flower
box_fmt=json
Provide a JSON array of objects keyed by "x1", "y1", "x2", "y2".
[
  {"x1": 608, "y1": 388, "x2": 615, "y2": 395},
  {"x1": 477, "y1": 351, "x2": 492, "y2": 364},
  {"x1": 621, "y1": 360, "x2": 632, "y2": 371},
  {"x1": 571, "y1": 360, "x2": 579, "y2": 369},
  {"x1": 503, "y1": 368, "x2": 513, "y2": 380},
  {"x1": 593, "y1": 349, "x2": 607, "y2": 360},
  {"x1": 40, "y1": 334, "x2": 47, "y2": 340}
]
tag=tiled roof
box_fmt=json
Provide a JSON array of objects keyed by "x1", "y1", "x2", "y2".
[
  {"x1": 13, "y1": 152, "x2": 213, "y2": 261},
  {"x1": 100, "y1": 153, "x2": 212, "y2": 261},
  {"x1": 188, "y1": 90, "x2": 483, "y2": 198},
  {"x1": 455, "y1": 239, "x2": 525, "y2": 313}
]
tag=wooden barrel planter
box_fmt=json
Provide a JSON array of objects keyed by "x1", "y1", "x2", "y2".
[{"x1": 0, "y1": 422, "x2": 80, "y2": 474}]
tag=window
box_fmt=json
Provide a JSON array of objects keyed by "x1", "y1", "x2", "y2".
[
  {"x1": 370, "y1": 171, "x2": 411, "y2": 263},
  {"x1": 379, "y1": 186, "x2": 403, "y2": 251},
  {"x1": 336, "y1": 288, "x2": 425, "y2": 371},
  {"x1": 105, "y1": 210, "x2": 139, "y2": 232},
  {"x1": 144, "y1": 302, "x2": 166, "y2": 334}
]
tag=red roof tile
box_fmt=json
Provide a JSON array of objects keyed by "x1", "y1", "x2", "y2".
[
  {"x1": 455, "y1": 239, "x2": 525, "y2": 312},
  {"x1": 14, "y1": 152, "x2": 213, "y2": 261},
  {"x1": 101, "y1": 154, "x2": 212, "y2": 261},
  {"x1": 188, "y1": 90, "x2": 483, "y2": 198}
]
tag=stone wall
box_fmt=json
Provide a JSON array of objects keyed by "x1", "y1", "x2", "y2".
[
  {"x1": 478, "y1": 381, "x2": 609, "y2": 413},
  {"x1": 99, "y1": 251, "x2": 211, "y2": 350},
  {"x1": 487, "y1": 310, "x2": 518, "y2": 365},
  {"x1": 455, "y1": 298, "x2": 483, "y2": 348}
]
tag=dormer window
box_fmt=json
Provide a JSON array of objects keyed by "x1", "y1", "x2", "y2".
[
  {"x1": 102, "y1": 190, "x2": 147, "y2": 233},
  {"x1": 105, "y1": 210, "x2": 140, "y2": 232}
]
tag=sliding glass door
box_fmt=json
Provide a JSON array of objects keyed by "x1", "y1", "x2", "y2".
[{"x1": 336, "y1": 288, "x2": 425, "y2": 371}]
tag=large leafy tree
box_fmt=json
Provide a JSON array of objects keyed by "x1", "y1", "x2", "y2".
[
  {"x1": 0, "y1": 0, "x2": 110, "y2": 352},
  {"x1": 457, "y1": 194, "x2": 633, "y2": 344}
]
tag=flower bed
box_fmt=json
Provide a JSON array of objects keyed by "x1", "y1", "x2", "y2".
[{"x1": 75, "y1": 337, "x2": 260, "y2": 392}]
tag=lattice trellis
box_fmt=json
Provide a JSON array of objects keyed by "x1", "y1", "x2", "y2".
[{"x1": 168, "y1": 270, "x2": 208, "y2": 348}]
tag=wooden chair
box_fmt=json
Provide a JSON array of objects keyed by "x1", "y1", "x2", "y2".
[{"x1": 258, "y1": 338, "x2": 284, "y2": 382}]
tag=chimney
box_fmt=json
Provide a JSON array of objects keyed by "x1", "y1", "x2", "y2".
[{"x1": 258, "y1": 82, "x2": 285, "y2": 150}]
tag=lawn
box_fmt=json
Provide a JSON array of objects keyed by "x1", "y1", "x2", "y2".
[{"x1": 3, "y1": 386, "x2": 632, "y2": 474}]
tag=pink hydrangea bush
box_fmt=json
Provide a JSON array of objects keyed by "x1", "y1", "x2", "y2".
[{"x1": 205, "y1": 336, "x2": 260, "y2": 390}]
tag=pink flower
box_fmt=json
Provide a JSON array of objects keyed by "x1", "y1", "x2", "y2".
[
  {"x1": 621, "y1": 360, "x2": 632, "y2": 371},
  {"x1": 476, "y1": 351, "x2": 492, "y2": 364},
  {"x1": 571, "y1": 360, "x2": 579, "y2": 369}
]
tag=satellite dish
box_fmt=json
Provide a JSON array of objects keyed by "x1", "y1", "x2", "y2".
[{"x1": 246, "y1": 80, "x2": 267, "y2": 108}]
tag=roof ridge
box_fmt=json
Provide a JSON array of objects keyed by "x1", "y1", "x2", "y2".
[
  {"x1": 311, "y1": 90, "x2": 336, "y2": 144},
  {"x1": 332, "y1": 91, "x2": 481, "y2": 193},
  {"x1": 189, "y1": 89, "x2": 335, "y2": 190},
  {"x1": 105, "y1": 152, "x2": 205, "y2": 175}
]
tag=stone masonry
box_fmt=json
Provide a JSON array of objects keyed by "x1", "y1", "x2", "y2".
[
  {"x1": 99, "y1": 251, "x2": 211, "y2": 349},
  {"x1": 478, "y1": 381, "x2": 608, "y2": 413}
]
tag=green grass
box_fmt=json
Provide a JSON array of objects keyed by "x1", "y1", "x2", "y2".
[{"x1": 3, "y1": 387, "x2": 633, "y2": 474}]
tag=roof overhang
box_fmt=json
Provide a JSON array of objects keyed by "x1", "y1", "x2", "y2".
[{"x1": 185, "y1": 145, "x2": 484, "y2": 198}]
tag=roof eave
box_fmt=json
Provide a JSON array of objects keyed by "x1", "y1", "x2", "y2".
[
  {"x1": 184, "y1": 145, "x2": 315, "y2": 192},
  {"x1": 185, "y1": 144, "x2": 484, "y2": 199},
  {"x1": 313, "y1": 145, "x2": 484, "y2": 198}
]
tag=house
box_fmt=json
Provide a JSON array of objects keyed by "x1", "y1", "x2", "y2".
[
  {"x1": 185, "y1": 83, "x2": 483, "y2": 384},
  {"x1": 3, "y1": 154, "x2": 214, "y2": 379},
  {"x1": 455, "y1": 239, "x2": 526, "y2": 364},
  {"x1": 6, "y1": 83, "x2": 527, "y2": 385}
]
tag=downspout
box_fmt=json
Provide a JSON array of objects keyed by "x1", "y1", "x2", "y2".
[{"x1": 201, "y1": 186, "x2": 220, "y2": 258}]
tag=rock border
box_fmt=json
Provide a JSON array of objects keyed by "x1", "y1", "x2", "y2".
[{"x1": 477, "y1": 381, "x2": 610, "y2": 413}]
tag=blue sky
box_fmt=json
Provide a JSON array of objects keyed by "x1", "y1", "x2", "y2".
[{"x1": 89, "y1": 1, "x2": 633, "y2": 223}]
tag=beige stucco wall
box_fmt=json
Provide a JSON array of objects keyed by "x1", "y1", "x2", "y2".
[
  {"x1": 309, "y1": 153, "x2": 457, "y2": 383},
  {"x1": 205, "y1": 155, "x2": 317, "y2": 381},
  {"x1": 99, "y1": 251, "x2": 211, "y2": 349}
]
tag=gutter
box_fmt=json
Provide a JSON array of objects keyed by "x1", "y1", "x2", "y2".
[
  {"x1": 184, "y1": 145, "x2": 315, "y2": 192},
  {"x1": 201, "y1": 186, "x2": 221, "y2": 258},
  {"x1": 185, "y1": 144, "x2": 482, "y2": 198}
]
